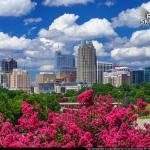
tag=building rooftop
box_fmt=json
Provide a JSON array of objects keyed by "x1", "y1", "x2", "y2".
[
  {"x1": 61, "y1": 82, "x2": 79, "y2": 86},
  {"x1": 97, "y1": 61, "x2": 113, "y2": 64}
]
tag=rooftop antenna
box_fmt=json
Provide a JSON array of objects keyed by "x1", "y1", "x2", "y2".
[{"x1": 56, "y1": 44, "x2": 61, "y2": 55}]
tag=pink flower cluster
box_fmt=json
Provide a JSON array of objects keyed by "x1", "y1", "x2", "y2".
[
  {"x1": 130, "y1": 98, "x2": 149, "y2": 116},
  {"x1": 78, "y1": 89, "x2": 94, "y2": 107},
  {"x1": 0, "y1": 92, "x2": 149, "y2": 148}
]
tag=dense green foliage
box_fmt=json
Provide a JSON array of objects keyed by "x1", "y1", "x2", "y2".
[
  {"x1": 0, "y1": 88, "x2": 61, "y2": 122},
  {"x1": 0, "y1": 82, "x2": 149, "y2": 122},
  {"x1": 65, "y1": 82, "x2": 150, "y2": 104}
]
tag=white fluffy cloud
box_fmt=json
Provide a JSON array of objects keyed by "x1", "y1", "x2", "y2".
[
  {"x1": 0, "y1": 31, "x2": 68, "y2": 72},
  {"x1": 0, "y1": 32, "x2": 31, "y2": 50},
  {"x1": 130, "y1": 29, "x2": 150, "y2": 47},
  {"x1": 43, "y1": 0, "x2": 94, "y2": 7},
  {"x1": 110, "y1": 28, "x2": 150, "y2": 68},
  {"x1": 39, "y1": 14, "x2": 116, "y2": 42},
  {"x1": 24, "y1": 17, "x2": 42, "y2": 25},
  {"x1": 38, "y1": 14, "x2": 116, "y2": 70},
  {"x1": 112, "y1": 1, "x2": 150, "y2": 28},
  {"x1": 24, "y1": 38, "x2": 66, "y2": 59},
  {"x1": 92, "y1": 40, "x2": 109, "y2": 57},
  {"x1": 111, "y1": 47, "x2": 150, "y2": 61},
  {"x1": 0, "y1": 0, "x2": 36, "y2": 17},
  {"x1": 73, "y1": 40, "x2": 109, "y2": 57},
  {"x1": 39, "y1": 65, "x2": 54, "y2": 71},
  {"x1": 118, "y1": 60, "x2": 150, "y2": 68},
  {"x1": 18, "y1": 57, "x2": 53, "y2": 69},
  {"x1": 105, "y1": 36, "x2": 128, "y2": 50}
]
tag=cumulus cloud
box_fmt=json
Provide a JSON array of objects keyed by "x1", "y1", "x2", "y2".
[
  {"x1": 43, "y1": 0, "x2": 94, "y2": 7},
  {"x1": 109, "y1": 28, "x2": 150, "y2": 68},
  {"x1": 130, "y1": 29, "x2": 150, "y2": 47},
  {"x1": 112, "y1": 1, "x2": 150, "y2": 28},
  {"x1": 39, "y1": 65, "x2": 54, "y2": 71},
  {"x1": 92, "y1": 40, "x2": 109, "y2": 57},
  {"x1": 22, "y1": 38, "x2": 70, "y2": 71},
  {"x1": 118, "y1": 60, "x2": 150, "y2": 68},
  {"x1": 24, "y1": 39, "x2": 66, "y2": 59},
  {"x1": 73, "y1": 40, "x2": 109, "y2": 57},
  {"x1": 105, "y1": 37, "x2": 128, "y2": 50},
  {"x1": 24, "y1": 50, "x2": 47, "y2": 58},
  {"x1": 0, "y1": 32, "x2": 31, "y2": 50},
  {"x1": 111, "y1": 47, "x2": 150, "y2": 61},
  {"x1": 0, "y1": 0, "x2": 36, "y2": 17},
  {"x1": 24, "y1": 17, "x2": 42, "y2": 25},
  {"x1": 0, "y1": 31, "x2": 69, "y2": 72},
  {"x1": 39, "y1": 14, "x2": 116, "y2": 42},
  {"x1": 17, "y1": 57, "x2": 53, "y2": 69}
]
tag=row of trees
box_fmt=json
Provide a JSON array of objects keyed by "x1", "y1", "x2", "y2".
[
  {"x1": 0, "y1": 82, "x2": 149, "y2": 122},
  {"x1": 64, "y1": 82, "x2": 150, "y2": 105},
  {"x1": 0, "y1": 88, "x2": 61, "y2": 122}
]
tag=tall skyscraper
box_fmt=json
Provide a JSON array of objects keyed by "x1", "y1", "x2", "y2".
[
  {"x1": 10, "y1": 69, "x2": 30, "y2": 92},
  {"x1": 144, "y1": 67, "x2": 150, "y2": 82},
  {"x1": 0, "y1": 71, "x2": 7, "y2": 88},
  {"x1": 132, "y1": 70, "x2": 144, "y2": 84},
  {"x1": 0, "y1": 71, "x2": 11, "y2": 89},
  {"x1": 77, "y1": 41, "x2": 97, "y2": 84},
  {"x1": 55, "y1": 51, "x2": 75, "y2": 72},
  {"x1": 97, "y1": 61, "x2": 112, "y2": 83},
  {"x1": 1, "y1": 58, "x2": 17, "y2": 73}
]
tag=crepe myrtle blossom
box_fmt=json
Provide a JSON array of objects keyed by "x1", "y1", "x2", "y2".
[{"x1": 0, "y1": 91, "x2": 149, "y2": 148}]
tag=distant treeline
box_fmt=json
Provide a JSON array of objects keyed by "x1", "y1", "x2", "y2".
[{"x1": 0, "y1": 82, "x2": 149, "y2": 122}]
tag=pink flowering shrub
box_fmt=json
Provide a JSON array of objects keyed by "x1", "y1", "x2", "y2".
[
  {"x1": 78, "y1": 89, "x2": 94, "y2": 107},
  {"x1": 0, "y1": 90, "x2": 149, "y2": 148},
  {"x1": 130, "y1": 98, "x2": 149, "y2": 116}
]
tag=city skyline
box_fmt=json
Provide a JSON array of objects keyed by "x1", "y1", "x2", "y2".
[
  {"x1": 0, "y1": 55, "x2": 149, "y2": 93},
  {"x1": 0, "y1": 0, "x2": 150, "y2": 81}
]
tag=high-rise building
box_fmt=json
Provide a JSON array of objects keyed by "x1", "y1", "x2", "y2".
[
  {"x1": 97, "y1": 61, "x2": 112, "y2": 83},
  {"x1": 0, "y1": 71, "x2": 11, "y2": 89},
  {"x1": 103, "y1": 69, "x2": 132, "y2": 87},
  {"x1": 1, "y1": 58, "x2": 17, "y2": 73},
  {"x1": 132, "y1": 70, "x2": 144, "y2": 84},
  {"x1": 144, "y1": 67, "x2": 150, "y2": 82},
  {"x1": 55, "y1": 51, "x2": 76, "y2": 72},
  {"x1": 77, "y1": 41, "x2": 97, "y2": 84},
  {"x1": 36, "y1": 72, "x2": 56, "y2": 85},
  {"x1": 10, "y1": 69, "x2": 30, "y2": 92},
  {"x1": 0, "y1": 71, "x2": 7, "y2": 88}
]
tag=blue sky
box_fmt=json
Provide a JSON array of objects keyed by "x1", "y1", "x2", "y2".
[{"x1": 0, "y1": 0, "x2": 150, "y2": 82}]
